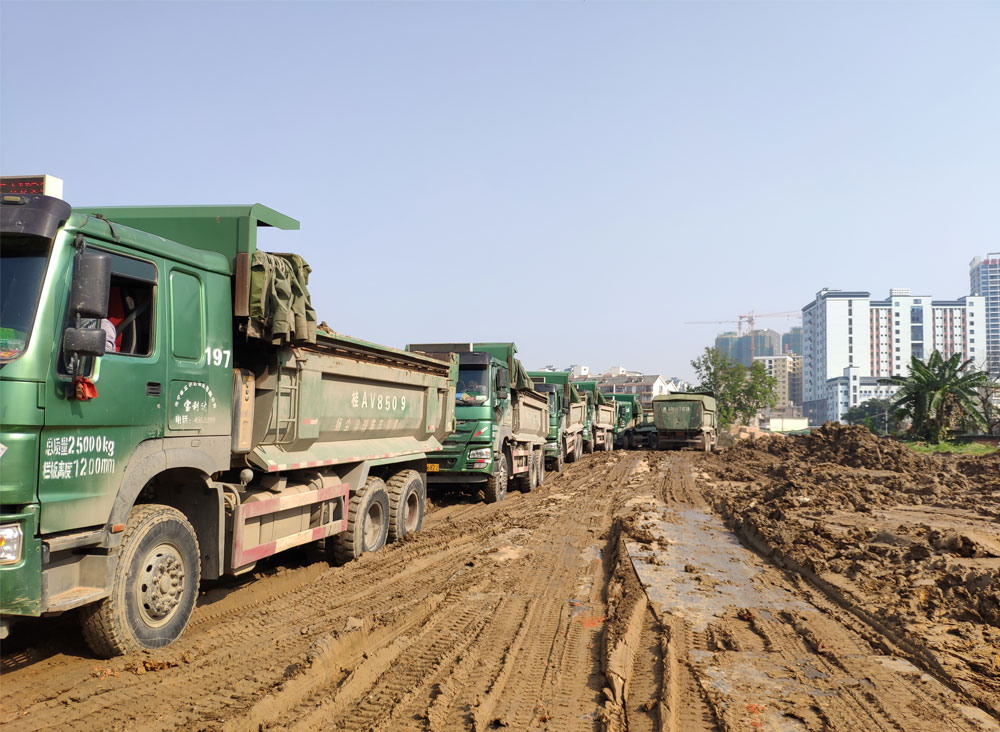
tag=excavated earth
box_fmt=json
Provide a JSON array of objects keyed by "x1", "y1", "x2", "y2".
[{"x1": 1, "y1": 432, "x2": 998, "y2": 731}]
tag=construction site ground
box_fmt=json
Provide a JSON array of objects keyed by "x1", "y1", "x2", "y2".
[{"x1": 2, "y1": 424, "x2": 998, "y2": 732}]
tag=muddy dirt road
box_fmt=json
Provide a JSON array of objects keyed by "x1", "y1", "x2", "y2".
[{"x1": 2, "y1": 441, "x2": 998, "y2": 731}]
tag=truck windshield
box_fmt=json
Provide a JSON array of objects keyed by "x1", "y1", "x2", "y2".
[
  {"x1": 456, "y1": 366, "x2": 490, "y2": 406},
  {"x1": 1, "y1": 236, "x2": 50, "y2": 361}
]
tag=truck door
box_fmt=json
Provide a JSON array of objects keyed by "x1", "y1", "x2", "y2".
[
  {"x1": 40, "y1": 248, "x2": 165, "y2": 534},
  {"x1": 164, "y1": 265, "x2": 230, "y2": 438}
]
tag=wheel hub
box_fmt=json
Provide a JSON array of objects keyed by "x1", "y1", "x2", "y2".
[{"x1": 137, "y1": 545, "x2": 185, "y2": 625}]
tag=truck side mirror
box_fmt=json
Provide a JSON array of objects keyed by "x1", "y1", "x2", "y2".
[
  {"x1": 63, "y1": 326, "x2": 106, "y2": 358},
  {"x1": 70, "y1": 250, "x2": 111, "y2": 319},
  {"x1": 495, "y1": 368, "x2": 510, "y2": 399}
]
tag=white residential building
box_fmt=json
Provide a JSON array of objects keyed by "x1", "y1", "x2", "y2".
[
  {"x1": 569, "y1": 364, "x2": 590, "y2": 378},
  {"x1": 590, "y1": 373, "x2": 674, "y2": 408},
  {"x1": 826, "y1": 366, "x2": 899, "y2": 423},
  {"x1": 802, "y1": 288, "x2": 985, "y2": 425}
]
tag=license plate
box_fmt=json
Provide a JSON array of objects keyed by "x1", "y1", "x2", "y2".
[{"x1": 427, "y1": 463, "x2": 439, "y2": 472}]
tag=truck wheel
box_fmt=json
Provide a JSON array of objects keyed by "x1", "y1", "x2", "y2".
[
  {"x1": 535, "y1": 451, "x2": 545, "y2": 486},
  {"x1": 554, "y1": 442, "x2": 565, "y2": 471},
  {"x1": 575, "y1": 438, "x2": 583, "y2": 462},
  {"x1": 702, "y1": 433, "x2": 711, "y2": 452},
  {"x1": 484, "y1": 451, "x2": 509, "y2": 503},
  {"x1": 80, "y1": 505, "x2": 200, "y2": 658},
  {"x1": 583, "y1": 439, "x2": 594, "y2": 455},
  {"x1": 605, "y1": 435, "x2": 613, "y2": 452},
  {"x1": 648, "y1": 433, "x2": 659, "y2": 450},
  {"x1": 332, "y1": 477, "x2": 390, "y2": 564},
  {"x1": 523, "y1": 452, "x2": 539, "y2": 492},
  {"x1": 387, "y1": 470, "x2": 425, "y2": 541},
  {"x1": 516, "y1": 452, "x2": 535, "y2": 493},
  {"x1": 565, "y1": 438, "x2": 576, "y2": 464}
]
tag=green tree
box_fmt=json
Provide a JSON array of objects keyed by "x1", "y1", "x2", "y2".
[
  {"x1": 841, "y1": 398, "x2": 901, "y2": 436},
  {"x1": 887, "y1": 351, "x2": 988, "y2": 443},
  {"x1": 690, "y1": 347, "x2": 777, "y2": 429}
]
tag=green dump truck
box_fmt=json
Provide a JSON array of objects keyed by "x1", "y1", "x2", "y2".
[
  {"x1": 0, "y1": 178, "x2": 456, "y2": 655},
  {"x1": 527, "y1": 371, "x2": 586, "y2": 470},
  {"x1": 651, "y1": 393, "x2": 717, "y2": 451},
  {"x1": 609, "y1": 393, "x2": 648, "y2": 448},
  {"x1": 574, "y1": 381, "x2": 615, "y2": 452},
  {"x1": 405, "y1": 343, "x2": 548, "y2": 502}
]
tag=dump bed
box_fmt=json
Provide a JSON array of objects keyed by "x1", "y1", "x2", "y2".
[
  {"x1": 512, "y1": 389, "x2": 549, "y2": 443},
  {"x1": 575, "y1": 382, "x2": 615, "y2": 429},
  {"x1": 652, "y1": 393, "x2": 716, "y2": 432},
  {"x1": 242, "y1": 331, "x2": 457, "y2": 472}
]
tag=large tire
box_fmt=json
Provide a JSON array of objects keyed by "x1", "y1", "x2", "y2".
[
  {"x1": 535, "y1": 450, "x2": 545, "y2": 486},
  {"x1": 583, "y1": 439, "x2": 594, "y2": 455},
  {"x1": 80, "y1": 504, "x2": 200, "y2": 658},
  {"x1": 605, "y1": 434, "x2": 613, "y2": 452},
  {"x1": 516, "y1": 451, "x2": 536, "y2": 493},
  {"x1": 332, "y1": 477, "x2": 390, "y2": 564},
  {"x1": 574, "y1": 437, "x2": 583, "y2": 462},
  {"x1": 648, "y1": 432, "x2": 659, "y2": 450},
  {"x1": 554, "y1": 442, "x2": 565, "y2": 472},
  {"x1": 484, "y1": 451, "x2": 510, "y2": 503},
  {"x1": 387, "y1": 470, "x2": 425, "y2": 541},
  {"x1": 524, "y1": 452, "x2": 539, "y2": 492}
]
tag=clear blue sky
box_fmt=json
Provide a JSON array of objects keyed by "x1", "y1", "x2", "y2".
[{"x1": 3, "y1": 1, "x2": 998, "y2": 380}]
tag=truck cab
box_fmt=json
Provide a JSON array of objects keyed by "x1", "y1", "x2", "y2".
[{"x1": 407, "y1": 343, "x2": 547, "y2": 503}]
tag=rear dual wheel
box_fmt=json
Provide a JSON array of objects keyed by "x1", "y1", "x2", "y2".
[
  {"x1": 517, "y1": 451, "x2": 539, "y2": 493},
  {"x1": 387, "y1": 470, "x2": 425, "y2": 541},
  {"x1": 332, "y1": 476, "x2": 390, "y2": 564}
]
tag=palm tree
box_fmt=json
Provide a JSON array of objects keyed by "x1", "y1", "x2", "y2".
[{"x1": 887, "y1": 351, "x2": 988, "y2": 443}]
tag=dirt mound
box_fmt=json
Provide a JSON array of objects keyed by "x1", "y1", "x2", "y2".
[{"x1": 698, "y1": 427, "x2": 1000, "y2": 713}]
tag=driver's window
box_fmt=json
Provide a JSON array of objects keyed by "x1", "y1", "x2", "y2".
[{"x1": 58, "y1": 247, "x2": 156, "y2": 375}]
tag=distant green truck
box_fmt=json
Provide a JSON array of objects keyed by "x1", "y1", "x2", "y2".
[
  {"x1": 574, "y1": 381, "x2": 615, "y2": 452},
  {"x1": 527, "y1": 371, "x2": 586, "y2": 470},
  {"x1": 609, "y1": 393, "x2": 641, "y2": 448},
  {"x1": 610, "y1": 394, "x2": 652, "y2": 448},
  {"x1": 651, "y1": 393, "x2": 718, "y2": 451},
  {"x1": 0, "y1": 178, "x2": 457, "y2": 655},
  {"x1": 406, "y1": 343, "x2": 548, "y2": 502}
]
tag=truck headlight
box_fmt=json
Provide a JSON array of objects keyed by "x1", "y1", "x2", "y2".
[
  {"x1": 468, "y1": 448, "x2": 491, "y2": 460},
  {"x1": 0, "y1": 524, "x2": 23, "y2": 564}
]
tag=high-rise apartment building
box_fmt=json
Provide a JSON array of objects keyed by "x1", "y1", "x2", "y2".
[
  {"x1": 754, "y1": 353, "x2": 802, "y2": 409},
  {"x1": 970, "y1": 253, "x2": 1000, "y2": 375},
  {"x1": 802, "y1": 289, "x2": 984, "y2": 424}
]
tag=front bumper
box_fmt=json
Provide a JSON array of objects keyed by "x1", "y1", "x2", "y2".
[
  {"x1": 426, "y1": 443, "x2": 494, "y2": 483},
  {"x1": 0, "y1": 504, "x2": 42, "y2": 617}
]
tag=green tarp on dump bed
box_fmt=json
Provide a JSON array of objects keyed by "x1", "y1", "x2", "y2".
[{"x1": 249, "y1": 250, "x2": 318, "y2": 344}]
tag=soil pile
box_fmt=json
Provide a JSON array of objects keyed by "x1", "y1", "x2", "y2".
[{"x1": 699, "y1": 424, "x2": 1000, "y2": 714}]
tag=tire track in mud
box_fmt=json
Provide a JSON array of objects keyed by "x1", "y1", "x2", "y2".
[
  {"x1": 0, "y1": 454, "x2": 641, "y2": 732},
  {"x1": 623, "y1": 454, "x2": 999, "y2": 732}
]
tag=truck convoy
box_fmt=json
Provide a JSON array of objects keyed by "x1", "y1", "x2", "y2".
[
  {"x1": 527, "y1": 371, "x2": 586, "y2": 471},
  {"x1": 573, "y1": 381, "x2": 615, "y2": 452},
  {"x1": 651, "y1": 392, "x2": 718, "y2": 451},
  {"x1": 0, "y1": 179, "x2": 456, "y2": 656},
  {"x1": 405, "y1": 343, "x2": 548, "y2": 502}
]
